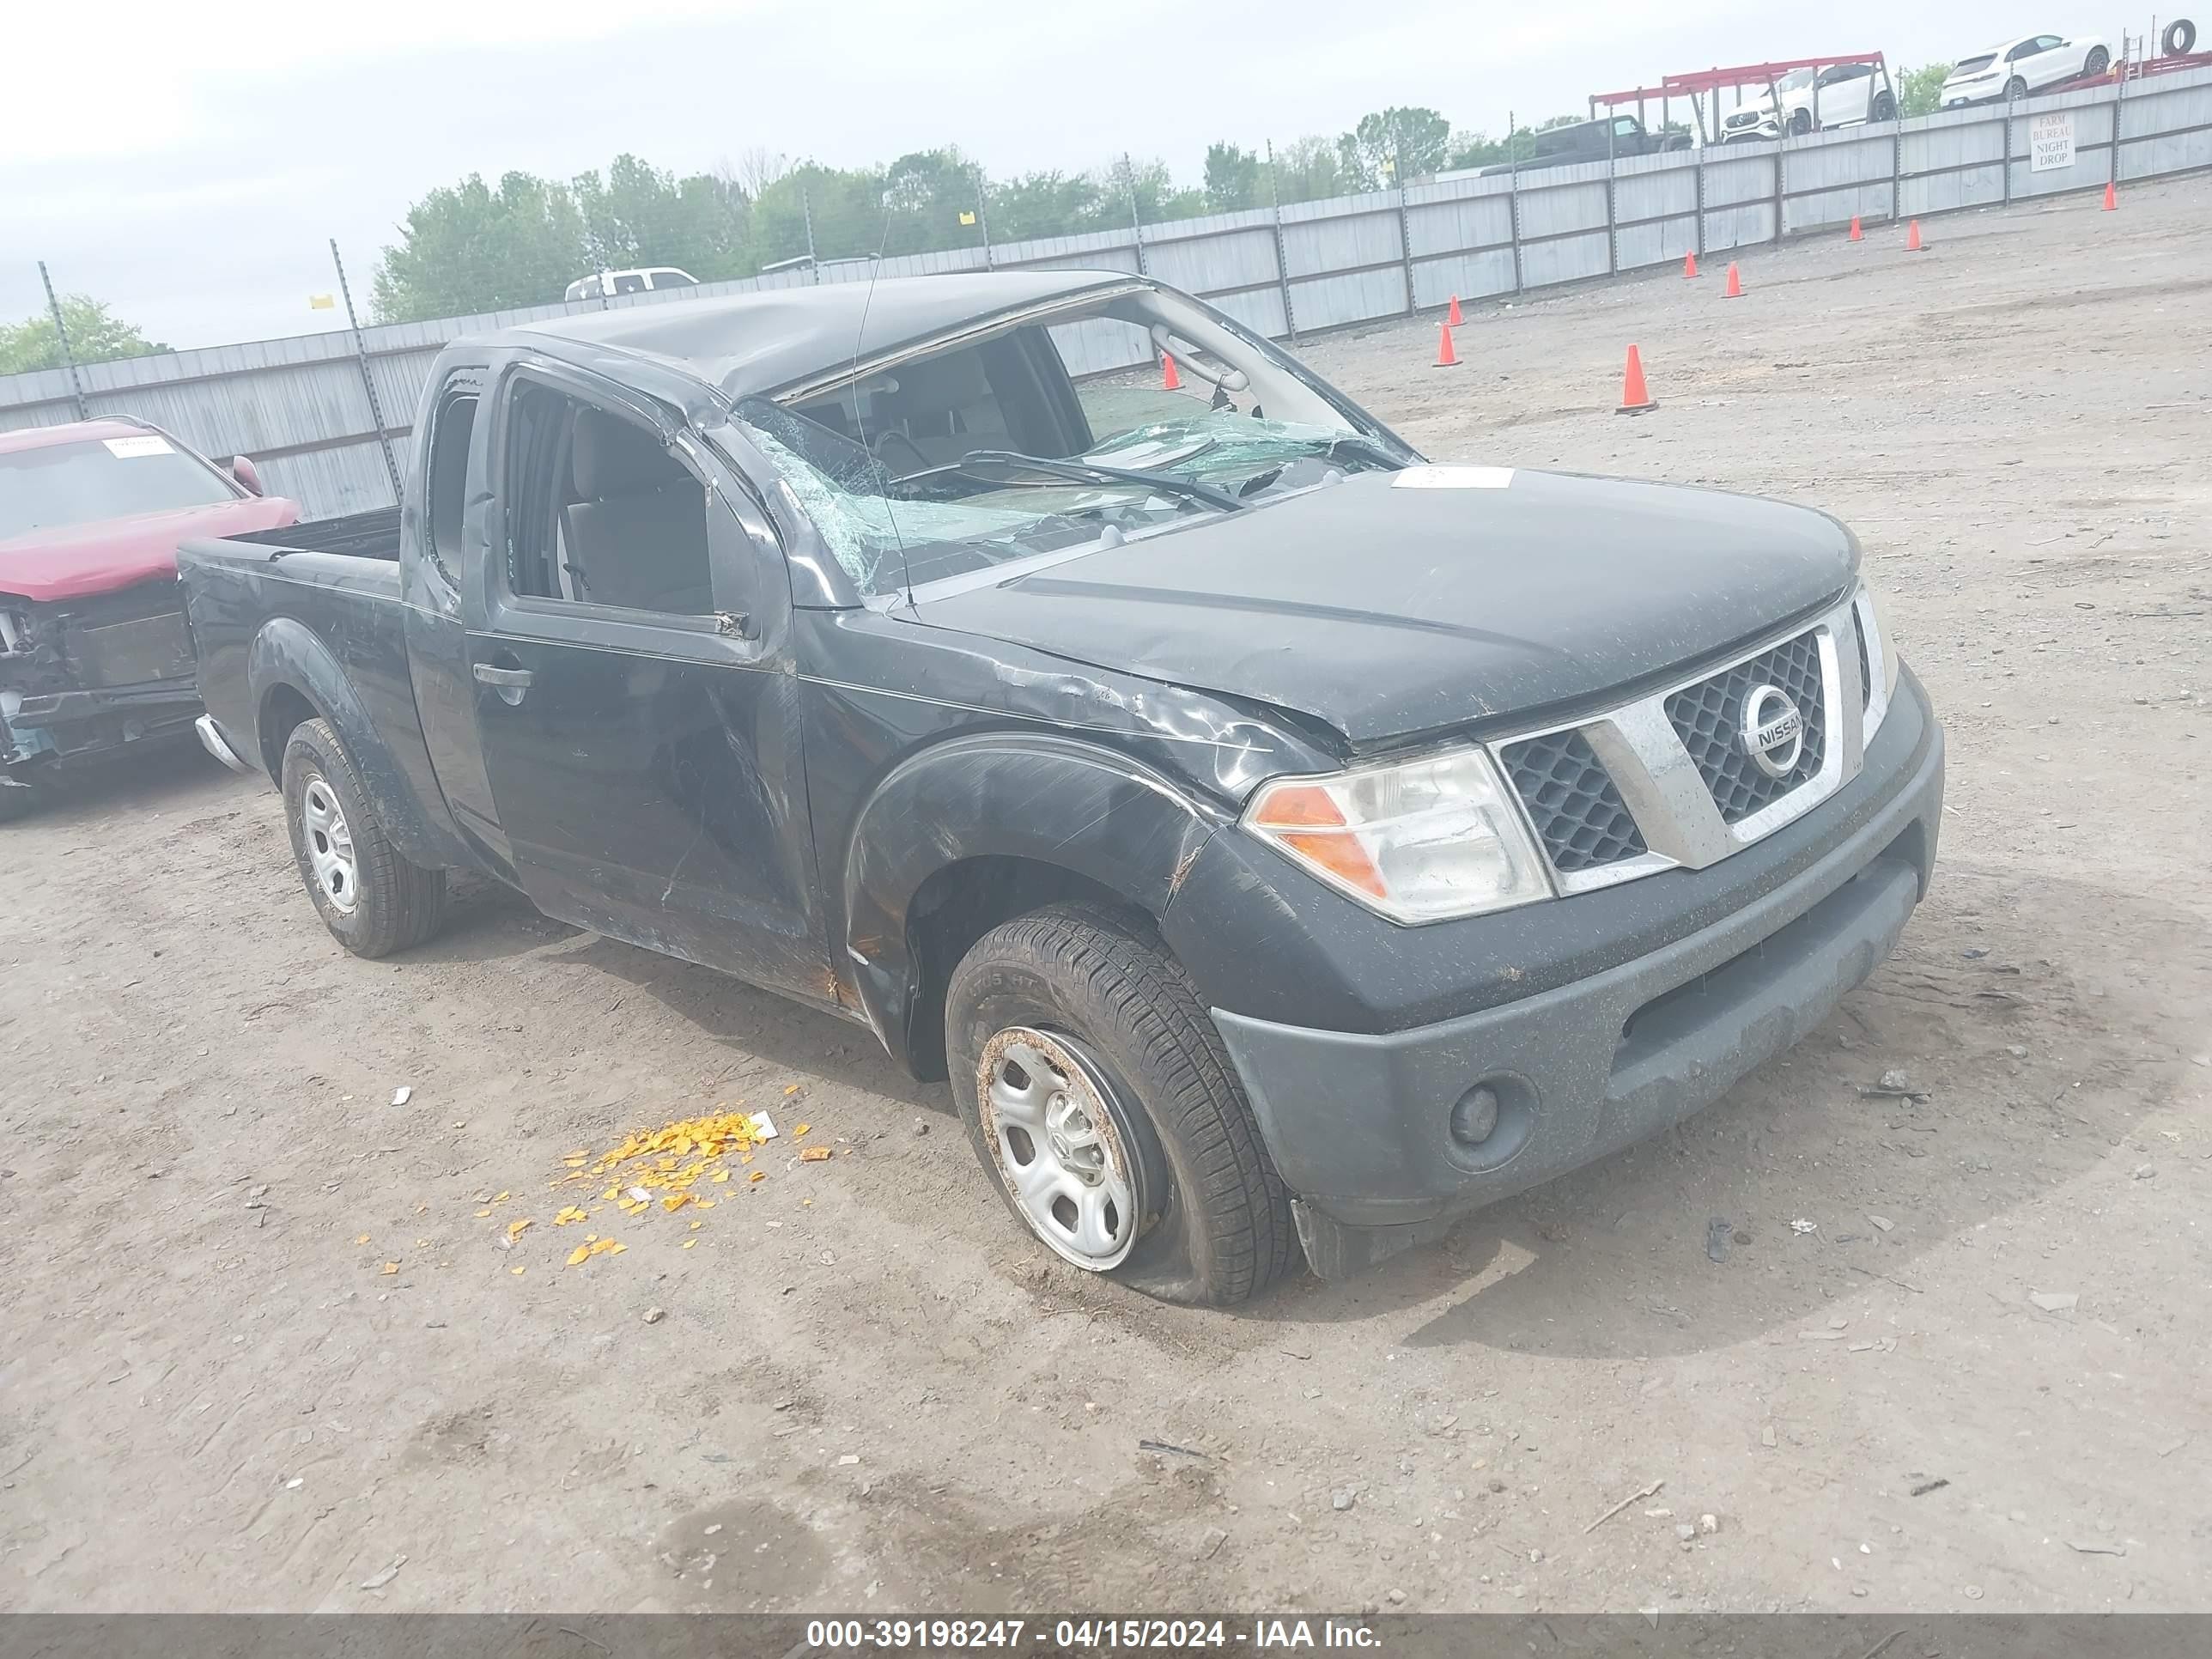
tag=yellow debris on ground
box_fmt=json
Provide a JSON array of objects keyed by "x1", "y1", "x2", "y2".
[{"x1": 470, "y1": 1106, "x2": 817, "y2": 1271}]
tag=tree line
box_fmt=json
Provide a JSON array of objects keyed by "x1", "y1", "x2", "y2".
[
  {"x1": 5, "y1": 70, "x2": 1958, "y2": 367},
  {"x1": 363, "y1": 107, "x2": 1641, "y2": 325},
  {"x1": 367, "y1": 70, "x2": 1955, "y2": 325}
]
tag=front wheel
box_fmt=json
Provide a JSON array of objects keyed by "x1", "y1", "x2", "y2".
[
  {"x1": 1790, "y1": 107, "x2": 1814, "y2": 136},
  {"x1": 280, "y1": 718, "x2": 447, "y2": 957},
  {"x1": 945, "y1": 903, "x2": 1297, "y2": 1306},
  {"x1": 2005, "y1": 76, "x2": 2029, "y2": 100},
  {"x1": 1871, "y1": 90, "x2": 1897, "y2": 121}
]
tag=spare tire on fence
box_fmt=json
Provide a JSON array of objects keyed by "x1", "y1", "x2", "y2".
[{"x1": 2166, "y1": 18, "x2": 2197, "y2": 56}]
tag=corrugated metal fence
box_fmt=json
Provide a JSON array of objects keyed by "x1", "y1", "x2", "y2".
[{"x1": 9, "y1": 66, "x2": 2209, "y2": 520}]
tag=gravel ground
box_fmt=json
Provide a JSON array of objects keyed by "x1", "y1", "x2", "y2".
[{"x1": 3, "y1": 175, "x2": 2208, "y2": 1616}]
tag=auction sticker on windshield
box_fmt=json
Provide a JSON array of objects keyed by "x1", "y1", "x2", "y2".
[{"x1": 101, "y1": 435, "x2": 174, "y2": 459}]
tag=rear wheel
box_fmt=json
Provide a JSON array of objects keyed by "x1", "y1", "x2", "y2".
[
  {"x1": 945, "y1": 903, "x2": 1297, "y2": 1306},
  {"x1": 2084, "y1": 46, "x2": 2111, "y2": 77},
  {"x1": 280, "y1": 718, "x2": 447, "y2": 957}
]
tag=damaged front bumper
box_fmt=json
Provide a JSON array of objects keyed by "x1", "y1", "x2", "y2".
[
  {"x1": 1190, "y1": 676, "x2": 1945, "y2": 1279},
  {"x1": 2, "y1": 582, "x2": 204, "y2": 775},
  {"x1": 3, "y1": 677, "x2": 204, "y2": 769}
]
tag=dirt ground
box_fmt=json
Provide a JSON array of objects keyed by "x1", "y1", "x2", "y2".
[{"x1": 4, "y1": 175, "x2": 2208, "y2": 1619}]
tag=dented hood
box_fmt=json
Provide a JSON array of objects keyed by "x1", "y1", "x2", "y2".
[
  {"x1": 0, "y1": 496, "x2": 299, "y2": 604},
  {"x1": 915, "y1": 466, "x2": 1858, "y2": 745}
]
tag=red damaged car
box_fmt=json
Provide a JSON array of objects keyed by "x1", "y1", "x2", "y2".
[{"x1": 1, "y1": 416, "x2": 298, "y2": 817}]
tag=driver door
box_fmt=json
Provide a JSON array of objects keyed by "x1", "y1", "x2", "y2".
[{"x1": 467, "y1": 364, "x2": 833, "y2": 1006}]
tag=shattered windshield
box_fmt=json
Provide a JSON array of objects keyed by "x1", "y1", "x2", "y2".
[{"x1": 731, "y1": 292, "x2": 1407, "y2": 598}]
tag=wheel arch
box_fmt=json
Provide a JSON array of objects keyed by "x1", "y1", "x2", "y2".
[
  {"x1": 839, "y1": 733, "x2": 1221, "y2": 1078},
  {"x1": 246, "y1": 617, "x2": 454, "y2": 872}
]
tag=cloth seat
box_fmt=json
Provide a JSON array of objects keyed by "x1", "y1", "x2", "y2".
[{"x1": 560, "y1": 409, "x2": 712, "y2": 614}]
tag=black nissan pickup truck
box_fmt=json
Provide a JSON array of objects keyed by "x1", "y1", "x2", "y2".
[{"x1": 179, "y1": 270, "x2": 1943, "y2": 1304}]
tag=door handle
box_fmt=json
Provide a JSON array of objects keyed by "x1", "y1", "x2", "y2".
[{"x1": 473, "y1": 664, "x2": 534, "y2": 689}]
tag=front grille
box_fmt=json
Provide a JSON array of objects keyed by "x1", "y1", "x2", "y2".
[
  {"x1": 1665, "y1": 629, "x2": 1826, "y2": 823},
  {"x1": 1501, "y1": 728, "x2": 1648, "y2": 872}
]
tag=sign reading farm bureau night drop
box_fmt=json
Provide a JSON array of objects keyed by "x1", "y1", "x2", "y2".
[{"x1": 2031, "y1": 112, "x2": 2076, "y2": 173}]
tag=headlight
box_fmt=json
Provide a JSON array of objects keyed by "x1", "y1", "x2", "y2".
[{"x1": 1243, "y1": 747, "x2": 1551, "y2": 924}]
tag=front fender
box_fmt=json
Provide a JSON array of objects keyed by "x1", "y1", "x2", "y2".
[
  {"x1": 246, "y1": 617, "x2": 461, "y2": 871},
  {"x1": 841, "y1": 732, "x2": 1221, "y2": 1064}
]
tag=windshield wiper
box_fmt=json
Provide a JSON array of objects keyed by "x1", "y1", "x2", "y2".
[{"x1": 931, "y1": 449, "x2": 1245, "y2": 514}]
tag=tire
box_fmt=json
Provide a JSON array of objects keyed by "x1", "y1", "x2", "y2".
[
  {"x1": 945, "y1": 902, "x2": 1297, "y2": 1307},
  {"x1": 0, "y1": 779, "x2": 39, "y2": 824},
  {"x1": 1871, "y1": 90, "x2": 1897, "y2": 121},
  {"x1": 1790, "y1": 107, "x2": 1814, "y2": 136},
  {"x1": 2165, "y1": 20, "x2": 2196, "y2": 57},
  {"x1": 2084, "y1": 46, "x2": 2111, "y2": 76},
  {"x1": 2005, "y1": 76, "x2": 2029, "y2": 100},
  {"x1": 280, "y1": 717, "x2": 447, "y2": 958}
]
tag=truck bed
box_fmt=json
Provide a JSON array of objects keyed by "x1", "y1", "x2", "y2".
[
  {"x1": 178, "y1": 526, "x2": 410, "y2": 780},
  {"x1": 223, "y1": 507, "x2": 401, "y2": 562}
]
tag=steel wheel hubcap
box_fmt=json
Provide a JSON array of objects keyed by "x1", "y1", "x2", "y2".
[
  {"x1": 978, "y1": 1027, "x2": 1141, "y2": 1271},
  {"x1": 300, "y1": 774, "x2": 360, "y2": 916}
]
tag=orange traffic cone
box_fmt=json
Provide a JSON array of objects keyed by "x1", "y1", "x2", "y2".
[
  {"x1": 1447, "y1": 294, "x2": 1463, "y2": 326},
  {"x1": 1434, "y1": 323, "x2": 1460, "y2": 368},
  {"x1": 1906, "y1": 219, "x2": 1923, "y2": 252},
  {"x1": 1723, "y1": 263, "x2": 1743, "y2": 298},
  {"x1": 1616, "y1": 344, "x2": 1656, "y2": 415},
  {"x1": 1683, "y1": 250, "x2": 1698, "y2": 278},
  {"x1": 2103, "y1": 179, "x2": 2118, "y2": 210},
  {"x1": 1849, "y1": 215, "x2": 1863, "y2": 241},
  {"x1": 1160, "y1": 353, "x2": 1181, "y2": 391}
]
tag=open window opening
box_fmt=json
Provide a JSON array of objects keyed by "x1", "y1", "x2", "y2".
[{"x1": 503, "y1": 382, "x2": 714, "y2": 617}]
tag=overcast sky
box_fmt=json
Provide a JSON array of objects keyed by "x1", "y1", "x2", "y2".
[{"x1": 7, "y1": 0, "x2": 2063, "y2": 352}]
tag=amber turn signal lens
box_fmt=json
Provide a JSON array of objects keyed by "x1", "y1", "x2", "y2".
[
  {"x1": 1275, "y1": 830, "x2": 1388, "y2": 897},
  {"x1": 1249, "y1": 784, "x2": 1347, "y2": 830}
]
